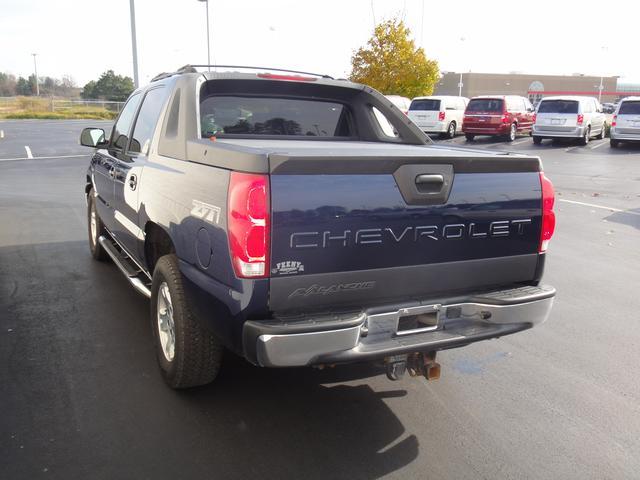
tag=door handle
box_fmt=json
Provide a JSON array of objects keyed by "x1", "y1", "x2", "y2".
[
  {"x1": 415, "y1": 174, "x2": 444, "y2": 185},
  {"x1": 128, "y1": 174, "x2": 137, "y2": 191}
]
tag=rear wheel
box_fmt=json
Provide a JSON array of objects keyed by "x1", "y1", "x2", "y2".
[
  {"x1": 598, "y1": 124, "x2": 606, "y2": 139},
  {"x1": 446, "y1": 121, "x2": 456, "y2": 139},
  {"x1": 465, "y1": 133, "x2": 475, "y2": 142},
  {"x1": 151, "y1": 254, "x2": 224, "y2": 389},
  {"x1": 87, "y1": 189, "x2": 109, "y2": 261},
  {"x1": 533, "y1": 136, "x2": 543, "y2": 145},
  {"x1": 579, "y1": 126, "x2": 591, "y2": 146},
  {"x1": 507, "y1": 123, "x2": 517, "y2": 142},
  {"x1": 610, "y1": 139, "x2": 620, "y2": 148}
]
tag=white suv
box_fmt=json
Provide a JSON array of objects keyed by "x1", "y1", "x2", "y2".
[
  {"x1": 610, "y1": 97, "x2": 640, "y2": 148},
  {"x1": 408, "y1": 96, "x2": 468, "y2": 138},
  {"x1": 532, "y1": 96, "x2": 606, "y2": 145}
]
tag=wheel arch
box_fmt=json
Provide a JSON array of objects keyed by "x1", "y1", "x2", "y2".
[{"x1": 144, "y1": 222, "x2": 176, "y2": 274}]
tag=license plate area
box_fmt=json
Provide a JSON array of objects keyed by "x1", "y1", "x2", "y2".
[{"x1": 395, "y1": 305, "x2": 441, "y2": 336}]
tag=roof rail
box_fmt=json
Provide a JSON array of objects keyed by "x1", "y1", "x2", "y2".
[{"x1": 150, "y1": 64, "x2": 334, "y2": 83}]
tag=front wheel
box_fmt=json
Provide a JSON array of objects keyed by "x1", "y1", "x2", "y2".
[
  {"x1": 151, "y1": 254, "x2": 224, "y2": 389},
  {"x1": 465, "y1": 133, "x2": 475, "y2": 142},
  {"x1": 87, "y1": 189, "x2": 109, "y2": 261}
]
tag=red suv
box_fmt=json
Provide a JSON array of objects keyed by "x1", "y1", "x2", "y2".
[{"x1": 462, "y1": 95, "x2": 535, "y2": 142}]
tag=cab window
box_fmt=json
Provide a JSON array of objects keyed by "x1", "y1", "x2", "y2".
[
  {"x1": 129, "y1": 88, "x2": 169, "y2": 155},
  {"x1": 111, "y1": 93, "x2": 141, "y2": 150}
]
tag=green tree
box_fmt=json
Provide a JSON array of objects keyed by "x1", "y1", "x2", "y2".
[
  {"x1": 349, "y1": 18, "x2": 439, "y2": 99},
  {"x1": 16, "y1": 76, "x2": 31, "y2": 96},
  {"x1": 0, "y1": 72, "x2": 17, "y2": 96},
  {"x1": 82, "y1": 70, "x2": 134, "y2": 101}
]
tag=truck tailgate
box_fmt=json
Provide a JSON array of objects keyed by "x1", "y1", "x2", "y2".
[{"x1": 228, "y1": 140, "x2": 543, "y2": 312}]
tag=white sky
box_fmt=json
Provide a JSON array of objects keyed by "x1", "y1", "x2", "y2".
[{"x1": 1, "y1": 0, "x2": 638, "y2": 88}]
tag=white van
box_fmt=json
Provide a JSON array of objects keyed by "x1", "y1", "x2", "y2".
[
  {"x1": 408, "y1": 96, "x2": 469, "y2": 138},
  {"x1": 532, "y1": 96, "x2": 606, "y2": 145},
  {"x1": 610, "y1": 96, "x2": 640, "y2": 148},
  {"x1": 385, "y1": 95, "x2": 412, "y2": 115}
]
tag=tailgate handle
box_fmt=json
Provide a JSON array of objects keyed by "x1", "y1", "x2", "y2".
[{"x1": 415, "y1": 174, "x2": 444, "y2": 185}]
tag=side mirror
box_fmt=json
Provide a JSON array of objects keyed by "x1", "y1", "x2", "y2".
[{"x1": 80, "y1": 127, "x2": 107, "y2": 148}]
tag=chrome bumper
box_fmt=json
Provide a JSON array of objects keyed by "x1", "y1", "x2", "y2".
[{"x1": 245, "y1": 285, "x2": 555, "y2": 367}]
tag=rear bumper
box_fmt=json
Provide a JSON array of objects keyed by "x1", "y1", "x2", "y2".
[
  {"x1": 610, "y1": 128, "x2": 640, "y2": 141},
  {"x1": 532, "y1": 125, "x2": 586, "y2": 138},
  {"x1": 417, "y1": 121, "x2": 447, "y2": 133},
  {"x1": 243, "y1": 285, "x2": 555, "y2": 367},
  {"x1": 462, "y1": 124, "x2": 510, "y2": 135}
]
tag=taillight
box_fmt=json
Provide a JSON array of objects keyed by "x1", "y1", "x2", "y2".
[
  {"x1": 577, "y1": 114, "x2": 584, "y2": 125},
  {"x1": 612, "y1": 114, "x2": 617, "y2": 127},
  {"x1": 228, "y1": 172, "x2": 270, "y2": 278},
  {"x1": 539, "y1": 172, "x2": 555, "y2": 253},
  {"x1": 502, "y1": 112, "x2": 510, "y2": 123},
  {"x1": 438, "y1": 111, "x2": 445, "y2": 121}
]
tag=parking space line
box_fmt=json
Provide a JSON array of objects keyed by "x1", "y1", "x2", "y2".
[
  {"x1": 558, "y1": 198, "x2": 639, "y2": 216},
  {"x1": 512, "y1": 138, "x2": 530, "y2": 145},
  {"x1": 24, "y1": 146, "x2": 33, "y2": 158},
  {"x1": 0, "y1": 154, "x2": 87, "y2": 163},
  {"x1": 588, "y1": 141, "x2": 607, "y2": 150}
]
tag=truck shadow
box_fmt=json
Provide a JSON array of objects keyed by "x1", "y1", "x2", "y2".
[
  {"x1": 605, "y1": 208, "x2": 640, "y2": 230},
  {"x1": 0, "y1": 240, "x2": 419, "y2": 480}
]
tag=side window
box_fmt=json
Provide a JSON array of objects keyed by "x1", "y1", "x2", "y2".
[
  {"x1": 111, "y1": 93, "x2": 142, "y2": 150},
  {"x1": 129, "y1": 87, "x2": 169, "y2": 155},
  {"x1": 371, "y1": 106, "x2": 399, "y2": 138}
]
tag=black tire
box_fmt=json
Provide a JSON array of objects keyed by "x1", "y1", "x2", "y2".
[
  {"x1": 87, "y1": 189, "x2": 109, "y2": 261},
  {"x1": 610, "y1": 139, "x2": 620, "y2": 148},
  {"x1": 150, "y1": 254, "x2": 223, "y2": 389},
  {"x1": 533, "y1": 136, "x2": 543, "y2": 145},
  {"x1": 465, "y1": 133, "x2": 475, "y2": 142},
  {"x1": 507, "y1": 123, "x2": 517, "y2": 142},
  {"x1": 579, "y1": 126, "x2": 590, "y2": 146},
  {"x1": 446, "y1": 121, "x2": 456, "y2": 139}
]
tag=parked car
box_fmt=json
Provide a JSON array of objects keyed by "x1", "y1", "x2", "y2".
[
  {"x1": 462, "y1": 95, "x2": 535, "y2": 142},
  {"x1": 79, "y1": 66, "x2": 556, "y2": 389},
  {"x1": 532, "y1": 96, "x2": 606, "y2": 145},
  {"x1": 610, "y1": 96, "x2": 640, "y2": 148},
  {"x1": 407, "y1": 95, "x2": 468, "y2": 138},
  {"x1": 602, "y1": 102, "x2": 616, "y2": 114},
  {"x1": 385, "y1": 95, "x2": 411, "y2": 115}
]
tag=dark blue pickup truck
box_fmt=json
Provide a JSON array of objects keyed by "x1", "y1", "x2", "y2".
[{"x1": 80, "y1": 66, "x2": 556, "y2": 388}]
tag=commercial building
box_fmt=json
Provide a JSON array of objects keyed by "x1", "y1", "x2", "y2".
[{"x1": 435, "y1": 72, "x2": 622, "y2": 103}]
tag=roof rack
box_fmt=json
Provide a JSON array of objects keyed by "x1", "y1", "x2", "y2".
[{"x1": 150, "y1": 64, "x2": 333, "y2": 82}]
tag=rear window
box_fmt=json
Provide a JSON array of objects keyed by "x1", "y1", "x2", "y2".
[
  {"x1": 199, "y1": 96, "x2": 354, "y2": 137},
  {"x1": 538, "y1": 100, "x2": 579, "y2": 114},
  {"x1": 466, "y1": 99, "x2": 504, "y2": 113},
  {"x1": 619, "y1": 101, "x2": 640, "y2": 115},
  {"x1": 410, "y1": 99, "x2": 441, "y2": 111}
]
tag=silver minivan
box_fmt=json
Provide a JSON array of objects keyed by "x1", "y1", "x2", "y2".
[
  {"x1": 610, "y1": 97, "x2": 640, "y2": 148},
  {"x1": 532, "y1": 96, "x2": 606, "y2": 145},
  {"x1": 408, "y1": 96, "x2": 468, "y2": 138}
]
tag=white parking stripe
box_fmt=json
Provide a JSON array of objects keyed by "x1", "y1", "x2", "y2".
[
  {"x1": 588, "y1": 141, "x2": 608, "y2": 150},
  {"x1": 512, "y1": 138, "x2": 530, "y2": 145},
  {"x1": 24, "y1": 146, "x2": 33, "y2": 158},
  {"x1": 0, "y1": 154, "x2": 87, "y2": 163},
  {"x1": 558, "y1": 198, "x2": 640, "y2": 216}
]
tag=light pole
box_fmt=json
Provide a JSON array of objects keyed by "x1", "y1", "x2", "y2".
[
  {"x1": 129, "y1": 0, "x2": 139, "y2": 88},
  {"x1": 598, "y1": 45, "x2": 608, "y2": 102},
  {"x1": 458, "y1": 37, "x2": 465, "y2": 96},
  {"x1": 31, "y1": 53, "x2": 39, "y2": 96},
  {"x1": 198, "y1": 0, "x2": 211, "y2": 71}
]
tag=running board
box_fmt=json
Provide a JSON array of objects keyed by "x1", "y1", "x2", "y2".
[{"x1": 98, "y1": 235, "x2": 151, "y2": 298}]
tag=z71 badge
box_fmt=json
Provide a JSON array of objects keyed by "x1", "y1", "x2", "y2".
[{"x1": 272, "y1": 261, "x2": 305, "y2": 276}]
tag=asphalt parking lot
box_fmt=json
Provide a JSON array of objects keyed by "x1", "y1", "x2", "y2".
[{"x1": 1, "y1": 120, "x2": 640, "y2": 479}]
